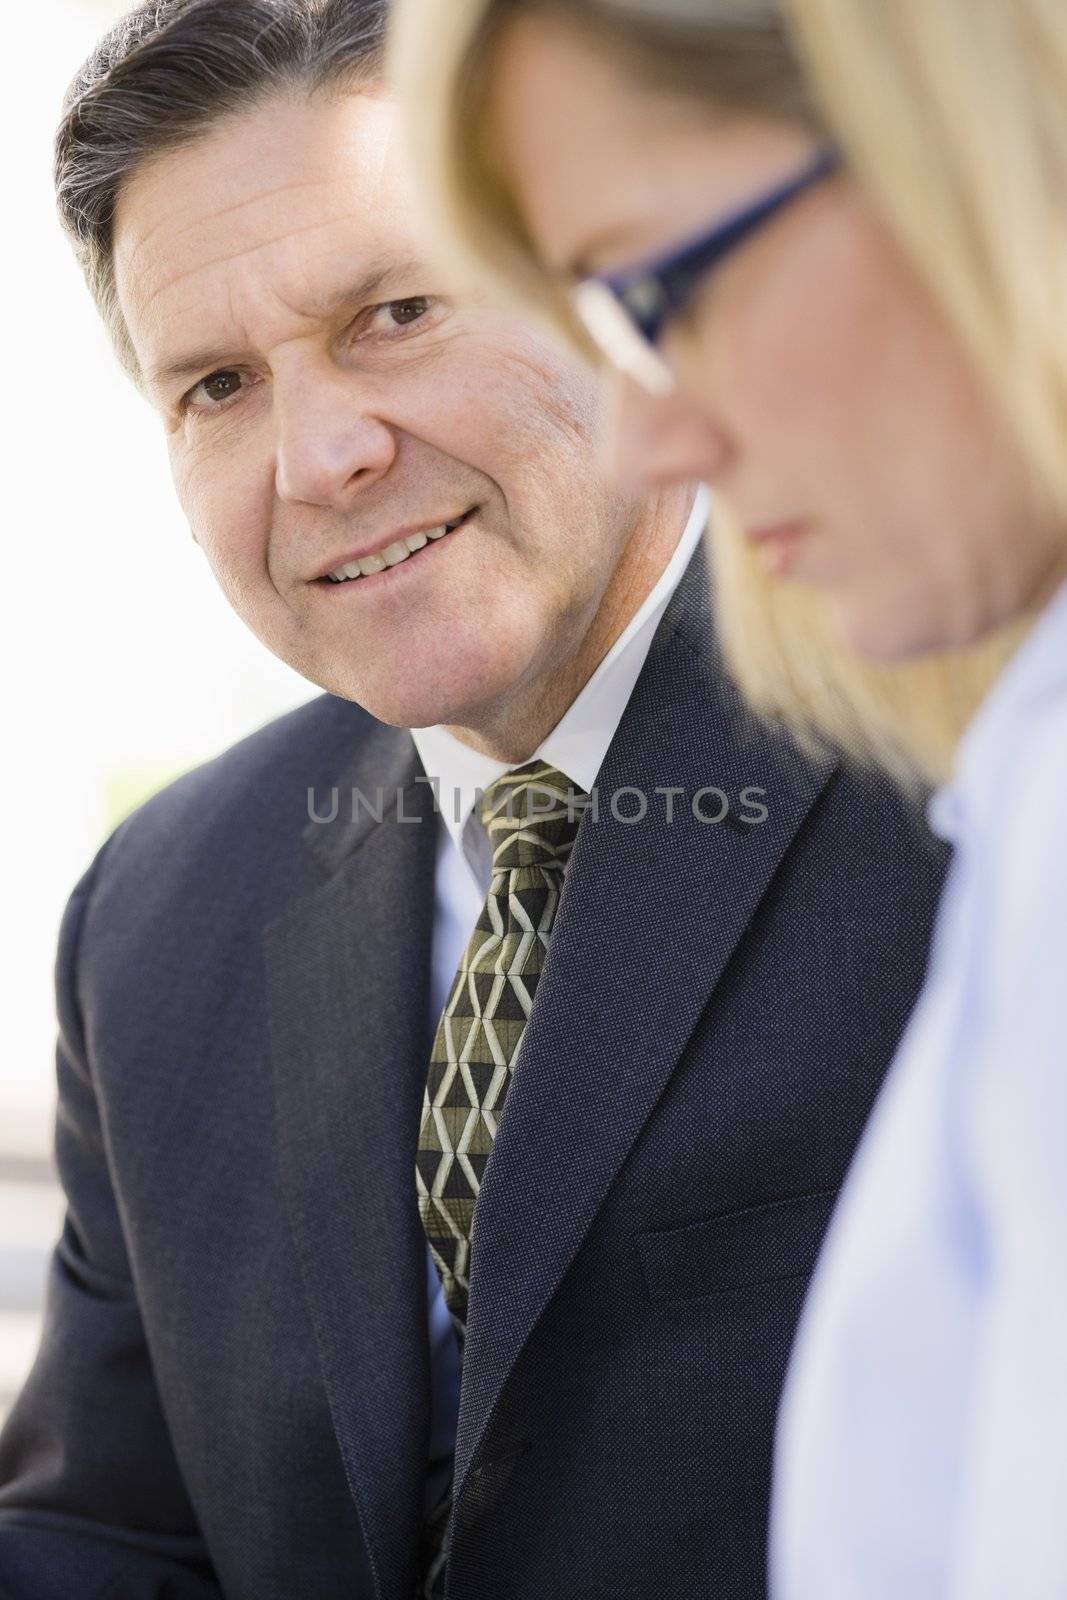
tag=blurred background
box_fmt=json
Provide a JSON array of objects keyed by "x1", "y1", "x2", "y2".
[{"x1": 1, "y1": 0, "x2": 315, "y2": 1419}]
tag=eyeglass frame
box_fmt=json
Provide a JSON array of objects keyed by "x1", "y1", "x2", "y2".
[{"x1": 570, "y1": 145, "x2": 841, "y2": 395}]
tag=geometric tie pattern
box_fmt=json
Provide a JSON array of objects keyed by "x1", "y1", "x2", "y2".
[{"x1": 415, "y1": 760, "x2": 588, "y2": 1597}]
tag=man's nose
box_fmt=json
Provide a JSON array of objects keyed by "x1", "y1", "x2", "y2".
[
  {"x1": 599, "y1": 370, "x2": 731, "y2": 494},
  {"x1": 274, "y1": 363, "x2": 397, "y2": 509}
]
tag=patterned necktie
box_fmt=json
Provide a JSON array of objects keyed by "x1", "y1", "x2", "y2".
[{"x1": 415, "y1": 761, "x2": 588, "y2": 1596}]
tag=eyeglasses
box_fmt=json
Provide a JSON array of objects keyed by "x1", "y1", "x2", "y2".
[{"x1": 570, "y1": 146, "x2": 840, "y2": 395}]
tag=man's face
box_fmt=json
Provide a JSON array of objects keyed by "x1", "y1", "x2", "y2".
[{"x1": 112, "y1": 88, "x2": 662, "y2": 739}]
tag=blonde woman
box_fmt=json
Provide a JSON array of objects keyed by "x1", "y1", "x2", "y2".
[{"x1": 392, "y1": 1, "x2": 1067, "y2": 1595}]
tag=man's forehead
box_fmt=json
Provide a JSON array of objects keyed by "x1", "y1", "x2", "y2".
[
  {"x1": 118, "y1": 93, "x2": 399, "y2": 244},
  {"x1": 113, "y1": 91, "x2": 414, "y2": 362}
]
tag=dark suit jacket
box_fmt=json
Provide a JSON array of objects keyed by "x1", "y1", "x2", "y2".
[{"x1": 0, "y1": 543, "x2": 945, "y2": 1599}]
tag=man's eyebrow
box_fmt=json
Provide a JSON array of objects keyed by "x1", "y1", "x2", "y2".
[
  {"x1": 147, "y1": 346, "x2": 245, "y2": 390},
  {"x1": 145, "y1": 259, "x2": 428, "y2": 391},
  {"x1": 300, "y1": 258, "x2": 426, "y2": 320}
]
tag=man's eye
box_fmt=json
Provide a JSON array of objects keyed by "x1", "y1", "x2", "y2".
[
  {"x1": 181, "y1": 370, "x2": 245, "y2": 414},
  {"x1": 364, "y1": 296, "x2": 436, "y2": 335},
  {"x1": 388, "y1": 296, "x2": 432, "y2": 326},
  {"x1": 198, "y1": 371, "x2": 243, "y2": 404}
]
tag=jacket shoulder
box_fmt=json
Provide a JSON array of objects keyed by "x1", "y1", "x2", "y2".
[
  {"x1": 114, "y1": 692, "x2": 372, "y2": 847},
  {"x1": 77, "y1": 693, "x2": 385, "y2": 942}
]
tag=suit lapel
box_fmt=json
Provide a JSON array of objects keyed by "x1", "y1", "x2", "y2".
[
  {"x1": 264, "y1": 723, "x2": 438, "y2": 1600},
  {"x1": 453, "y1": 543, "x2": 837, "y2": 1497}
]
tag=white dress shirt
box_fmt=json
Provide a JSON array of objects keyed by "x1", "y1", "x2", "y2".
[
  {"x1": 409, "y1": 489, "x2": 707, "y2": 1509},
  {"x1": 770, "y1": 574, "x2": 1067, "y2": 1600}
]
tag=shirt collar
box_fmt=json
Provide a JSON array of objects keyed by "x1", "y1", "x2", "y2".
[
  {"x1": 927, "y1": 572, "x2": 1067, "y2": 844},
  {"x1": 410, "y1": 486, "x2": 708, "y2": 862}
]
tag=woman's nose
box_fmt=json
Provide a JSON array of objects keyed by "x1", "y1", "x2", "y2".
[{"x1": 598, "y1": 369, "x2": 731, "y2": 494}]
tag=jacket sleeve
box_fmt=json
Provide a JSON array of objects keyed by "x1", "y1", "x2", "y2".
[{"x1": 0, "y1": 849, "x2": 223, "y2": 1599}]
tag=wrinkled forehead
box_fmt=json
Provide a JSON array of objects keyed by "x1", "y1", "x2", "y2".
[{"x1": 112, "y1": 89, "x2": 414, "y2": 359}]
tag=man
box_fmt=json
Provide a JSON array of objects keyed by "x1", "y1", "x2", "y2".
[{"x1": 0, "y1": 3, "x2": 943, "y2": 1597}]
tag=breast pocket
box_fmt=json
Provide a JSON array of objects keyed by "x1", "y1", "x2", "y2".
[{"x1": 635, "y1": 1188, "x2": 837, "y2": 1302}]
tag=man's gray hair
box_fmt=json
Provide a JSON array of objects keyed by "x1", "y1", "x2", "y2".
[{"x1": 55, "y1": 0, "x2": 389, "y2": 381}]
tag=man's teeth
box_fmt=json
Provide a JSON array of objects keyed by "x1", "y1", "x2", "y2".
[{"x1": 326, "y1": 520, "x2": 459, "y2": 582}]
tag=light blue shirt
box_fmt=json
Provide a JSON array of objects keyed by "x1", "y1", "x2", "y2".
[
  {"x1": 410, "y1": 491, "x2": 707, "y2": 1512},
  {"x1": 770, "y1": 575, "x2": 1067, "y2": 1600}
]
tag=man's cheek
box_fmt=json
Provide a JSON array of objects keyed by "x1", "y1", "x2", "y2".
[
  {"x1": 177, "y1": 480, "x2": 255, "y2": 599},
  {"x1": 170, "y1": 451, "x2": 213, "y2": 542},
  {"x1": 204, "y1": 522, "x2": 264, "y2": 597},
  {"x1": 176, "y1": 459, "x2": 258, "y2": 573}
]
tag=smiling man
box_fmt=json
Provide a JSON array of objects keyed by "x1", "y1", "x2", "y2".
[
  {"x1": 121, "y1": 82, "x2": 680, "y2": 750},
  {"x1": 0, "y1": 4, "x2": 945, "y2": 1599}
]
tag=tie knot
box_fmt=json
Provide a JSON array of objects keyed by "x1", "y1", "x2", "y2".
[{"x1": 479, "y1": 761, "x2": 588, "y2": 872}]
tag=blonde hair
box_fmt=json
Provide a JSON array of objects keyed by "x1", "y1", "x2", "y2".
[{"x1": 390, "y1": 0, "x2": 1066, "y2": 784}]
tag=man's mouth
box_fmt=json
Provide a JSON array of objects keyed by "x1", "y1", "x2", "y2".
[{"x1": 320, "y1": 507, "x2": 477, "y2": 585}]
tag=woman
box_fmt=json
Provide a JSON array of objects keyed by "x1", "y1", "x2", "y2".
[{"x1": 391, "y1": 2, "x2": 1067, "y2": 1595}]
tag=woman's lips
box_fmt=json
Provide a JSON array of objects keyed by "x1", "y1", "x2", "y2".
[{"x1": 744, "y1": 519, "x2": 810, "y2": 578}]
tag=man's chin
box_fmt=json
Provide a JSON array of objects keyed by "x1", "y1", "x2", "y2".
[
  {"x1": 289, "y1": 628, "x2": 542, "y2": 735},
  {"x1": 316, "y1": 673, "x2": 494, "y2": 735}
]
